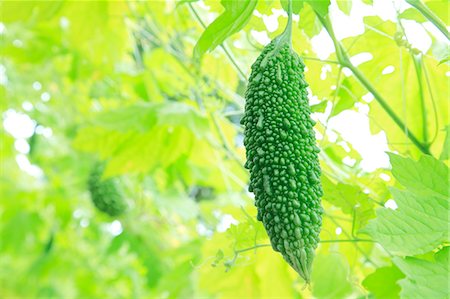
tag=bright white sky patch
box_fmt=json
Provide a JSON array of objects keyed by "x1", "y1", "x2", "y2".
[
  {"x1": 342, "y1": 67, "x2": 352, "y2": 77},
  {"x1": 35, "y1": 125, "x2": 53, "y2": 138},
  {"x1": 379, "y1": 173, "x2": 391, "y2": 181},
  {"x1": 335, "y1": 227, "x2": 342, "y2": 235},
  {"x1": 60, "y1": 17, "x2": 70, "y2": 29},
  {"x1": 196, "y1": 222, "x2": 213, "y2": 237},
  {"x1": 263, "y1": 13, "x2": 279, "y2": 32},
  {"x1": 22, "y1": 101, "x2": 34, "y2": 111},
  {"x1": 328, "y1": 110, "x2": 390, "y2": 172},
  {"x1": 362, "y1": 92, "x2": 374, "y2": 103},
  {"x1": 350, "y1": 52, "x2": 373, "y2": 66},
  {"x1": 3, "y1": 110, "x2": 36, "y2": 139},
  {"x1": 343, "y1": 156, "x2": 356, "y2": 167},
  {"x1": 356, "y1": 102, "x2": 370, "y2": 114},
  {"x1": 15, "y1": 154, "x2": 44, "y2": 178},
  {"x1": 311, "y1": 29, "x2": 335, "y2": 60},
  {"x1": 402, "y1": 19, "x2": 432, "y2": 53},
  {"x1": 251, "y1": 30, "x2": 270, "y2": 45},
  {"x1": 80, "y1": 218, "x2": 89, "y2": 228},
  {"x1": 382, "y1": 65, "x2": 395, "y2": 75},
  {"x1": 41, "y1": 92, "x2": 51, "y2": 102},
  {"x1": 14, "y1": 139, "x2": 30, "y2": 154},
  {"x1": 216, "y1": 214, "x2": 239, "y2": 232},
  {"x1": 108, "y1": 220, "x2": 123, "y2": 236},
  {"x1": 33, "y1": 81, "x2": 42, "y2": 90},
  {"x1": 384, "y1": 199, "x2": 398, "y2": 210}
]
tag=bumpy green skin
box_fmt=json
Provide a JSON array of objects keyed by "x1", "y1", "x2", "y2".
[
  {"x1": 241, "y1": 38, "x2": 323, "y2": 282},
  {"x1": 88, "y1": 164, "x2": 127, "y2": 217}
]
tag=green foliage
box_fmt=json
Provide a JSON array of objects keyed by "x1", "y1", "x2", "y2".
[
  {"x1": 193, "y1": 0, "x2": 258, "y2": 62},
  {"x1": 88, "y1": 163, "x2": 127, "y2": 217},
  {"x1": 1, "y1": 0, "x2": 449, "y2": 298},
  {"x1": 241, "y1": 23, "x2": 323, "y2": 282},
  {"x1": 440, "y1": 125, "x2": 450, "y2": 160},
  {"x1": 322, "y1": 176, "x2": 375, "y2": 231},
  {"x1": 311, "y1": 253, "x2": 353, "y2": 298},
  {"x1": 364, "y1": 154, "x2": 449, "y2": 255},
  {"x1": 362, "y1": 265, "x2": 405, "y2": 299},
  {"x1": 393, "y1": 247, "x2": 449, "y2": 299}
]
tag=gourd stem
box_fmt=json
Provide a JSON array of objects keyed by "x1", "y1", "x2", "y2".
[{"x1": 286, "y1": 0, "x2": 293, "y2": 45}]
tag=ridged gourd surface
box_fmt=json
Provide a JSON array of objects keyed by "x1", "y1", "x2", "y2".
[
  {"x1": 241, "y1": 38, "x2": 323, "y2": 282},
  {"x1": 88, "y1": 164, "x2": 127, "y2": 217}
]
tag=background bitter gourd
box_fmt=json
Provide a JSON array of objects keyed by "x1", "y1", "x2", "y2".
[
  {"x1": 88, "y1": 163, "x2": 127, "y2": 217},
  {"x1": 241, "y1": 7, "x2": 323, "y2": 283}
]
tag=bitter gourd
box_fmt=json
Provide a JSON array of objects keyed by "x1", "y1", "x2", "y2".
[
  {"x1": 88, "y1": 163, "x2": 127, "y2": 217},
  {"x1": 241, "y1": 8, "x2": 323, "y2": 283}
]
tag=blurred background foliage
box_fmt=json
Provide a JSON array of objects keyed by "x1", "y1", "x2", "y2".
[{"x1": 0, "y1": 0, "x2": 448, "y2": 298}]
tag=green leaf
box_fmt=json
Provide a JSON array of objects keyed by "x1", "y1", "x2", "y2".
[
  {"x1": 73, "y1": 102, "x2": 209, "y2": 176},
  {"x1": 322, "y1": 176, "x2": 375, "y2": 230},
  {"x1": 332, "y1": 77, "x2": 356, "y2": 116},
  {"x1": 438, "y1": 55, "x2": 450, "y2": 65},
  {"x1": 310, "y1": 100, "x2": 328, "y2": 113},
  {"x1": 311, "y1": 253, "x2": 354, "y2": 299},
  {"x1": 306, "y1": 0, "x2": 331, "y2": 18},
  {"x1": 193, "y1": 0, "x2": 258, "y2": 62},
  {"x1": 439, "y1": 125, "x2": 450, "y2": 160},
  {"x1": 176, "y1": 0, "x2": 199, "y2": 7},
  {"x1": 342, "y1": 16, "x2": 448, "y2": 156},
  {"x1": 336, "y1": 1, "x2": 352, "y2": 15},
  {"x1": 280, "y1": 0, "x2": 303, "y2": 14},
  {"x1": 298, "y1": 4, "x2": 323, "y2": 38},
  {"x1": 0, "y1": 1, "x2": 63, "y2": 23},
  {"x1": 364, "y1": 187, "x2": 448, "y2": 256},
  {"x1": 388, "y1": 153, "x2": 449, "y2": 199},
  {"x1": 399, "y1": 8, "x2": 426, "y2": 22},
  {"x1": 362, "y1": 265, "x2": 405, "y2": 299},
  {"x1": 425, "y1": 1, "x2": 449, "y2": 27},
  {"x1": 393, "y1": 249, "x2": 449, "y2": 299}
]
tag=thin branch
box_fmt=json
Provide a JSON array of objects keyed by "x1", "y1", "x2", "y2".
[
  {"x1": 320, "y1": 239, "x2": 374, "y2": 243},
  {"x1": 413, "y1": 55, "x2": 429, "y2": 144},
  {"x1": 396, "y1": 14, "x2": 430, "y2": 147},
  {"x1": 211, "y1": 112, "x2": 245, "y2": 166},
  {"x1": 422, "y1": 60, "x2": 439, "y2": 145},
  {"x1": 405, "y1": 0, "x2": 450, "y2": 40},
  {"x1": 235, "y1": 244, "x2": 271, "y2": 254},
  {"x1": 302, "y1": 56, "x2": 340, "y2": 64},
  {"x1": 326, "y1": 214, "x2": 378, "y2": 267}
]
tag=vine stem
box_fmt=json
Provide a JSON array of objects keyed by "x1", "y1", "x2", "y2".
[
  {"x1": 235, "y1": 244, "x2": 271, "y2": 254},
  {"x1": 188, "y1": 3, "x2": 247, "y2": 80},
  {"x1": 315, "y1": 12, "x2": 431, "y2": 155},
  {"x1": 229, "y1": 237, "x2": 375, "y2": 267},
  {"x1": 395, "y1": 13, "x2": 430, "y2": 146},
  {"x1": 320, "y1": 239, "x2": 374, "y2": 243},
  {"x1": 405, "y1": 0, "x2": 450, "y2": 40}
]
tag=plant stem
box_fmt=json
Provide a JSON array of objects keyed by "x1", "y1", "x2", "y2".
[
  {"x1": 348, "y1": 65, "x2": 430, "y2": 154},
  {"x1": 405, "y1": 0, "x2": 450, "y2": 40},
  {"x1": 326, "y1": 214, "x2": 378, "y2": 267},
  {"x1": 412, "y1": 55, "x2": 429, "y2": 145},
  {"x1": 320, "y1": 239, "x2": 374, "y2": 243},
  {"x1": 315, "y1": 12, "x2": 431, "y2": 155},
  {"x1": 422, "y1": 61, "x2": 439, "y2": 144},
  {"x1": 396, "y1": 13, "x2": 430, "y2": 147},
  {"x1": 235, "y1": 244, "x2": 271, "y2": 254}
]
